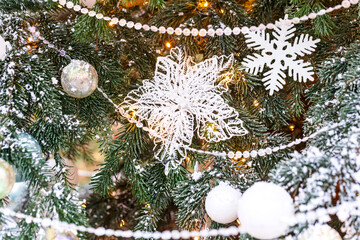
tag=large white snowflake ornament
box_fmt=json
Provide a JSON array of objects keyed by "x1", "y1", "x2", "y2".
[
  {"x1": 242, "y1": 16, "x2": 320, "y2": 95},
  {"x1": 122, "y1": 48, "x2": 248, "y2": 170}
]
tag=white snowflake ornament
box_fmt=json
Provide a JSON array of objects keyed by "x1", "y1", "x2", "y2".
[
  {"x1": 242, "y1": 16, "x2": 320, "y2": 95},
  {"x1": 123, "y1": 48, "x2": 248, "y2": 170}
]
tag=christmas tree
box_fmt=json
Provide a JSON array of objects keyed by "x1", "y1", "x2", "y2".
[{"x1": 0, "y1": 0, "x2": 359, "y2": 239}]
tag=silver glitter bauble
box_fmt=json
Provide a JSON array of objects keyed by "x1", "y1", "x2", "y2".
[
  {"x1": 0, "y1": 159, "x2": 16, "y2": 199},
  {"x1": 18, "y1": 132, "x2": 42, "y2": 159},
  {"x1": 61, "y1": 60, "x2": 98, "y2": 98}
]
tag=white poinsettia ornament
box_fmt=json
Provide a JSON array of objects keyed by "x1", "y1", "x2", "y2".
[
  {"x1": 123, "y1": 48, "x2": 248, "y2": 171},
  {"x1": 242, "y1": 16, "x2": 320, "y2": 95}
]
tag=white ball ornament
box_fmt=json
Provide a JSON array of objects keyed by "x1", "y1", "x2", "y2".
[
  {"x1": 61, "y1": 60, "x2": 98, "y2": 98},
  {"x1": 205, "y1": 182, "x2": 242, "y2": 224},
  {"x1": 299, "y1": 225, "x2": 342, "y2": 240},
  {"x1": 0, "y1": 35, "x2": 7, "y2": 60},
  {"x1": 237, "y1": 182, "x2": 294, "y2": 239},
  {"x1": 0, "y1": 159, "x2": 16, "y2": 199}
]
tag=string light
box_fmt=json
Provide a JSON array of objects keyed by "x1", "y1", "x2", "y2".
[
  {"x1": 81, "y1": 202, "x2": 87, "y2": 208},
  {"x1": 221, "y1": 72, "x2": 232, "y2": 89},
  {"x1": 165, "y1": 41, "x2": 172, "y2": 49},
  {"x1": 198, "y1": 0, "x2": 209, "y2": 8},
  {"x1": 28, "y1": 36, "x2": 34, "y2": 43},
  {"x1": 193, "y1": 236, "x2": 199, "y2": 240},
  {"x1": 57, "y1": 4, "x2": 63, "y2": 8},
  {"x1": 253, "y1": 99, "x2": 260, "y2": 107},
  {"x1": 236, "y1": 219, "x2": 241, "y2": 226},
  {"x1": 209, "y1": 122, "x2": 217, "y2": 130},
  {"x1": 119, "y1": 219, "x2": 125, "y2": 227},
  {"x1": 289, "y1": 124, "x2": 295, "y2": 132},
  {"x1": 219, "y1": 9, "x2": 225, "y2": 14},
  {"x1": 109, "y1": 21, "x2": 115, "y2": 27}
]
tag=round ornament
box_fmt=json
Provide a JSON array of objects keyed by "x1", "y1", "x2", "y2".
[
  {"x1": 205, "y1": 182, "x2": 242, "y2": 224},
  {"x1": 45, "y1": 228, "x2": 78, "y2": 240},
  {"x1": 81, "y1": 0, "x2": 96, "y2": 8},
  {"x1": 299, "y1": 225, "x2": 342, "y2": 240},
  {"x1": 237, "y1": 182, "x2": 294, "y2": 239},
  {"x1": 8, "y1": 182, "x2": 28, "y2": 211},
  {"x1": 0, "y1": 159, "x2": 16, "y2": 199},
  {"x1": 61, "y1": 60, "x2": 98, "y2": 98},
  {"x1": 17, "y1": 132, "x2": 42, "y2": 158}
]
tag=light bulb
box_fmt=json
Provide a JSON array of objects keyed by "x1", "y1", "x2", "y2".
[
  {"x1": 119, "y1": 219, "x2": 125, "y2": 227},
  {"x1": 165, "y1": 42, "x2": 172, "y2": 49},
  {"x1": 253, "y1": 99, "x2": 260, "y2": 107}
]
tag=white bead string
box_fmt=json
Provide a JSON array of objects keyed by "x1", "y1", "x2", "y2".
[
  {"x1": 0, "y1": 207, "x2": 244, "y2": 239},
  {"x1": 2, "y1": 198, "x2": 359, "y2": 238},
  {"x1": 53, "y1": 0, "x2": 357, "y2": 37},
  {"x1": 30, "y1": 25, "x2": 342, "y2": 161},
  {"x1": 98, "y1": 87, "x2": 343, "y2": 160}
]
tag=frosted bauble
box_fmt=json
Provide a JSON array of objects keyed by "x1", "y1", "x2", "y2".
[
  {"x1": 205, "y1": 182, "x2": 242, "y2": 224},
  {"x1": 81, "y1": 0, "x2": 96, "y2": 8},
  {"x1": 237, "y1": 182, "x2": 294, "y2": 239},
  {"x1": 0, "y1": 159, "x2": 16, "y2": 199},
  {"x1": 18, "y1": 133, "x2": 42, "y2": 158},
  {"x1": 8, "y1": 182, "x2": 28, "y2": 211},
  {"x1": 61, "y1": 60, "x2": 98, "y2": 98},
  {"x1": 299, "y1": 225, "x2": 342, "y2": 240},
  {"x1": 46, "y1": 228, "x2": 78, "y2": 240},
  {"x1": 0, "y1": 35, "x2": 6, "y2": 60}
]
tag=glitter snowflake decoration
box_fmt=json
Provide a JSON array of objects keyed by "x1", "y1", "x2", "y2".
[
  {"x1": 123, "y1": 48, "x2": 248, "y2": 170},
  {"x1": 242, "y1": 16, "x2": 320, "y2": 95}
]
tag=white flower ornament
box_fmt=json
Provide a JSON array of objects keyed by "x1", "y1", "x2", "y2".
[{"x1": 122, "y1": 48, "x2": 248, "y2": 171}]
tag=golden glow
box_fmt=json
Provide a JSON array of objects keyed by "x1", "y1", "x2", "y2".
[
  {"x1": 81, "y1": 202, "x2": 87, "y2": 208},
  {"x1": 119, "y1": 219, "x2": 125, "y2": 227},
  {"x1": 57, "y1": 4, "x2": 63, "y2": 8},
  {"x1": 193, "y1": 237, "x2": 199, "y2": 240},
  {"x1": 220, "y1": 72, "x2": 233, "y2": 90},
  {"x1": 144, "y1": 0, "x2": 149, "y2": 5},
  {"x1": 165, "y1": 41, "x2": 172, "y2": 49},
  {"x1": 109, "y1": 22, "x2": 115, "y2": 27},
  {"x1": 209, "y1": 122, "x2": 217, "y2": 131},
  {"x1": 289, "y1": 124, "x2": 295, "y2": 132},
  {"x1": 241, "y1": 158, "x2": 246, "y2": 163},
  {"x1": 220, "y1": 9, "x2": 225, "y2": 14},
  {"x1": 145, "y1": 203, "x2": 151, "y2": 208},
  {"x1": 198, "y1": 0, "x2": 209, "y2": 8},
  {"x1": 253, "y1": 99, "x2": 260, "y2": 107},
  {"x1": 236, "y1": 218, "x2": 241, "y2": 226},
  {"x1": 28, "y1": 37, "x2": 33, "y2": 43},
  {"x1": 128, "y1": 110, "x2": 136, "y2": 119},
  {"x1": 26, "y1": 45, "x2": 32, "y2": 50}
]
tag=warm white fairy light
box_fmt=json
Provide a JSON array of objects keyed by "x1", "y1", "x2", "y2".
[{"x1": 52, "y1": 0, "x2": 357, "y2": 37}]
